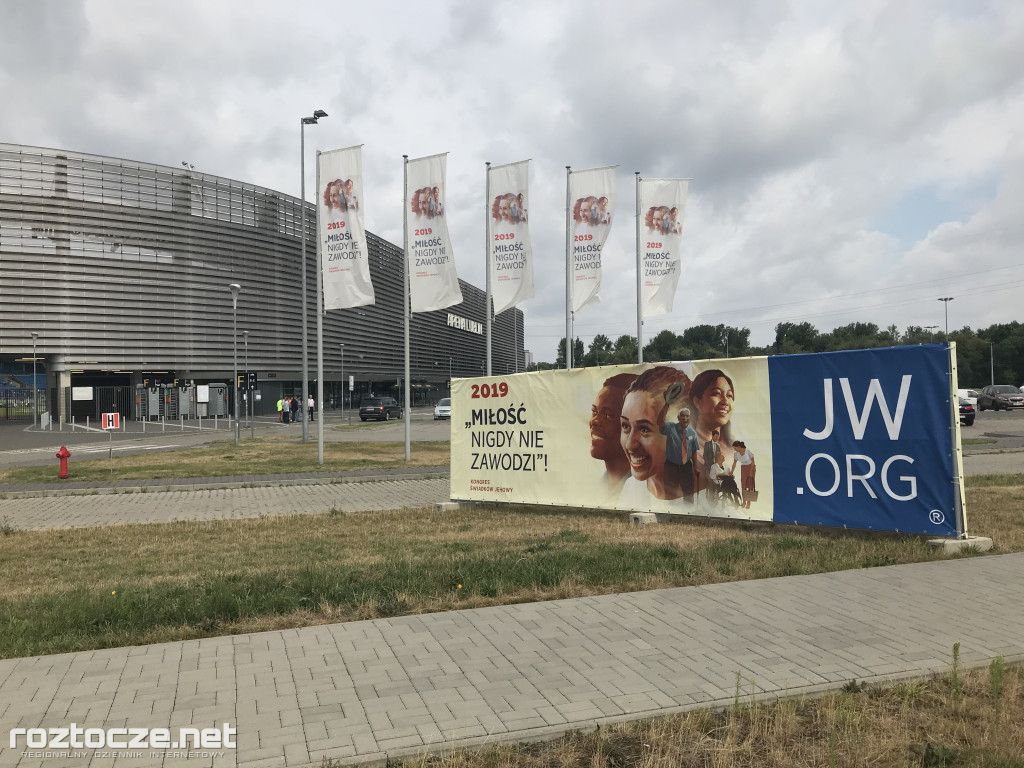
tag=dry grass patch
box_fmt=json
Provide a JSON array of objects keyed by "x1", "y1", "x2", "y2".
[{"x1": 386, "y1": 663, "x2": 1024, "y2": 767}]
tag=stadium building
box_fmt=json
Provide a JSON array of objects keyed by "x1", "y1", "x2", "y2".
[{"x1": 0, "y1": 143, "x2": 524, "y2": 422}]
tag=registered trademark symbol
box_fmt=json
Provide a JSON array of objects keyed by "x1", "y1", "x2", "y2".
[{"x1": 929, "y1": 510, "x2": 945, "y2": 525}]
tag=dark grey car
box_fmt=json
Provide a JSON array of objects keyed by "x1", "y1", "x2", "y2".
[
  {"x1": 977, "y1": 385, "x2": 1024, "y2": 411},
  {"x1": 358, "y1": 396, "x2": 403, "y2": 421}
]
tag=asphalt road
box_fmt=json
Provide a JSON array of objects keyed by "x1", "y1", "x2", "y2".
[
  {"x1": 1, "y1": 407, "x2": 1022, "y2": 475},
  {"x1": 0, "y1": 409, "x2": 453, "y2": 469}
]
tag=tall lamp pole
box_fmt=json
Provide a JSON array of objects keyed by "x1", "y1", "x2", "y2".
[
  {"x1": 938, "y1": 297, "x2": 954, "y2": 341},
  {"x1": 30, "y1": 332, "x2": 38, "y2": 428},
  {"x1": 989, "y1": 341, "x2": 995, "y2": 386},
  {"x1": 300, "y1": 108, "x2": 328, "y2": 444},
  {"x1": 243, "y1": 330, "x2": 253, "y2": 438},
  {"x1": 339, "y1": 343, "x2": 345, "y2": 419},
  {"x1": 229, "y1": 283, "x2": 241, "y2": 447}
]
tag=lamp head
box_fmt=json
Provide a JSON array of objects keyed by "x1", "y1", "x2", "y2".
[
  {"x1": 313, "y1": 109, "x2": 328, "y2": 118},
  {"x1": 229, "y1": 283, "x2": 241, "y2": 297}
]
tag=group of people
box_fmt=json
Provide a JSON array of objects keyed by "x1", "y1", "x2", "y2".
[
  {"x1": 644, "y1": 205, "x2": 683, "y2": 235},
  {"x1": 323, "y1": 178, "x2": 359, "y2": 217},
  {"x1": 573, "y1": 196, "x2": 611, "y2": 226},
  {"x1": 276, "y1": 395, "x2": 316, "y2": 424},
  {"x1": 411, "y1": 186, "x2": 445, "y2": 218},
  {"x1": 491, "y1": 192, "x2": 528, "y2": 225},
  {"x1": 588, "y1": 366, "x2": 756, "y2": 510}
]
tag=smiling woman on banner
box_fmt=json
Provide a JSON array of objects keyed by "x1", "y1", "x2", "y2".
[
  {"x1": 688, "y1": 369, "x2": 736, "y2": 494},
  {"x1": 618, "y1": 366, "x2": 691, "y2": 506},
  {"x1": 323, "y1": 179, "x2": 346, "y2": 221}
]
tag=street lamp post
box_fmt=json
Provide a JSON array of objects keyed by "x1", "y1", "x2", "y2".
[
  {"x1": 989, "y1": 341, "x2": 995, "y2": 386},
  {"x1": 243, "y1": 330, "x2": 253, "y2": 438},
  {"x1": 300, "y1": 108, "x2": 328, "y2": 444},
  {"x1": 339, "y1": 343, "x2": 345, "y2": 421},
  {"x1": 229, "y1": 283, "x2": 241, "y2": 447},
  {"x1": 30, "y1": 332, "x2": 38, "y2": 428},
  {"x1": 938, "y1": 297, "x2": 954, "y2": 341}
]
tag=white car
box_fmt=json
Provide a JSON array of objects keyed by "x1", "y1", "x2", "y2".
[
  {"x1": 433, "y1": 397, "x2": 451, "y2": 420},
  {"x1": 957, "y1": 389, "x2": 978, "y2": 409}
]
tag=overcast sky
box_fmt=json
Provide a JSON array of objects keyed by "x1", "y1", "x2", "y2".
[{"x1": 3, "y1": 0, "x2": 1022, "y2": 362}]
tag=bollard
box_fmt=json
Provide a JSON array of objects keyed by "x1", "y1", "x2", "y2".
[{"x1": 56, "y1": 445, "x2": 71, "y2": 479}]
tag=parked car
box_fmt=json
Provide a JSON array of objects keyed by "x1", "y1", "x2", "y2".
[
  {"x1": 358, "y1": 396, "x2": 403, "y2": 421},
  {"x1": 956, "y1": 388, "x2": 978, "y2": 409},
  {"x1": 977, "y1": 385, "x2": 1024, "y2": 411},
  {"x1": 959, "y1": 397, "x2": 975, "y2": 427},
  {"x1": 433, "y1": 397, "x2": 451, "y2": 420}
]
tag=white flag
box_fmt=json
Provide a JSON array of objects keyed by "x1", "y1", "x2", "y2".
[
  {"x1": 318, "y1": 146, "x2": 374, "y2": 310},
  {"x1": 406, "y1": 154, "x2": 462, "y2": 313},
  {"x1": 569, "y1": 166, "x2": 616, "y2": 313},
  {"x1": 639, "y1": 178, "x2": 688, "y2": 316},
  {"x1": 488, "y1": 160, "x2": 533, "y2": 315}
]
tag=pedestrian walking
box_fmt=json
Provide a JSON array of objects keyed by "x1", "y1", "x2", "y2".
[
  {"x1": 308, "y1": 395, "x2": 315, "y2": 422},
  {"x1": 276, "y1": 397, "x2": 285, "y2": 423},
  {"x1": 290, "y1": 396, "x2": 300, "y2": 424}
]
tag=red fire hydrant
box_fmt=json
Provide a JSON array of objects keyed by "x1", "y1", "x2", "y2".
[{"x1": 56, "y1": 446, "x2": 71, "y2": 479}]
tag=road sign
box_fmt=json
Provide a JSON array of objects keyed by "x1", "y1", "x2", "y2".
[{"x1": 101, "y1": 412, "x2": 120, "y2": 430}]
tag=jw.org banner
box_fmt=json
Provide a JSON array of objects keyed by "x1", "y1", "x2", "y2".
[
  {"x1": 450, "y1": 344, "x2": 962, "y2": 537},
  {"x1": 318, "y1": 146, "x2": 374, "y2": 310},
  {"x1": 639, "y1": 178, "x2": 688, "y2": 317},
  {"x1": 488, "y1": 160, "x2": 533, "y2": 315},
  {"x1": 406, "y1": 153, "x2": 462, "y2": 313},
  {"x1": 569, "y1": 166, "x2": 616, "y2": 313}
]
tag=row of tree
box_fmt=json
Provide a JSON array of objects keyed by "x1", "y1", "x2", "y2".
[{"x1": 532, "y1": 321, "x2": 1024, "y2": 388}]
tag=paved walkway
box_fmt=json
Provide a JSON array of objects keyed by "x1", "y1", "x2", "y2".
[
  {"x1": 0, "y1": 474, "x2": 450, "y2": 530},
  {"x1": 1, "y1": 554, "x2": 1022, "y2": 768}
]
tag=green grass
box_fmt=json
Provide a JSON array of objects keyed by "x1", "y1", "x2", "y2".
[
  {"x1": 1, "y1": 473, "x2": 1021, "y2": 660},
  {"x1": 0, "y1": 506, "x2": 981, "y2": 659}
]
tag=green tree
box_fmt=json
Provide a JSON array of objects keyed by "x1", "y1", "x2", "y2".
[
  {"x1": 612, "y1": 335, "x2": 638, "y2": 364},
  {"x1": 555, "y1": 337, "x2": 586, "y2": 369},
  {"x1": 583, "y1": 334, "x2": 614, "y2": 367},
  {"x1": 773, "y1": 322, "x2": 822, "y2": 354}
]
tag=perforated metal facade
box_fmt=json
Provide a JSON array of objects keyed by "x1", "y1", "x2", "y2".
[{"x1": 0, "y1": 143, "x2": 524, "y2": 398}]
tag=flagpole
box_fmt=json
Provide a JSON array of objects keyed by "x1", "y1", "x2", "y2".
[
  {"x1": 316, "y1": 151, "x2": 325, "y2": 464},
  {"x1": 403, "y1": 154, "x2": 411, "y2": 462},
  {"x1": 485, "y1": 161, "x2": 492, "y2": 376},
  {"x1": 636, "y1": 171, "x2": 643, "y2": 365},
  {"x1": 565, "y1": 165, "x2": 573, "y2": 370}
]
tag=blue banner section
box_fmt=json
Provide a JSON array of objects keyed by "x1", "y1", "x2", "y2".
[{"x1": 768, "y1": 344, "x2": 957, "y2": 536}]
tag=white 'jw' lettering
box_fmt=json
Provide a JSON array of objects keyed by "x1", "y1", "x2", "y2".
[{"x1": 803, "y1": 376, "x2": 912, "y2": 441}]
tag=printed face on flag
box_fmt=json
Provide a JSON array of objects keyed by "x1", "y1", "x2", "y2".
[
  {"x1": 411, "y1": 186, "x2": 445, "y2": 219},
  {"x1": 573, "y1": 196, "x2": 612, "y2": 227}
]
